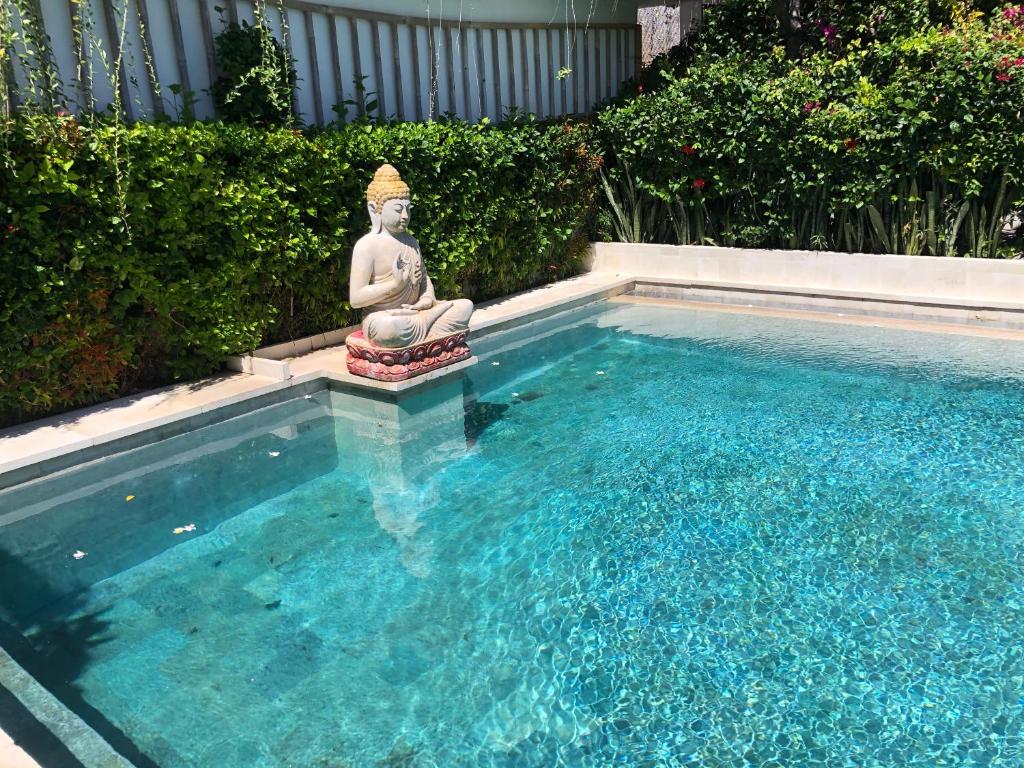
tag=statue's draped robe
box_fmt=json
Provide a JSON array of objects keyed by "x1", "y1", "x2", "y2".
[{"x1": 361, "y1": 242, "x2": 470, "y2": 347}]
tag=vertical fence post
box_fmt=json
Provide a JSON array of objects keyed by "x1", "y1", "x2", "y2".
[
  {"x1": 519, "y1": 29, "x2": 529, "y2": 111},
  {"x1": 67, "y1": 2, "x2": 92, "y2": 111},
  {"x1": 459, "y1": 26, "x2": 470, "y2": 119},
  {"x1": 348, "y1": 16, "x2": 365, "y2": 117},
  {"x1": 474, "y1": 28, "x2": 485, "y2": 119},
  {"x1": 490, "y1": 28, "x2": 501, "y2": 120},
  {"x1": 329, "y1": 16, "x2": 342, "y2": 121},
  {"x1": 167, "y1": 0, "x2": 192, "y2": 103},
  {"x1": 391, "y1": 21, "x2": 404, "y2": 119},
  {"x1": 410, "y1": 24, "x2": 423, "y2": 120},
  {"x1": 370, "y1": 19, "x2": 385, "y2": 117},
  {"x1": 304, "y1": 10, "x2": 323, "y2": 123},
  {"x1": 135, "y1": 0, "x2": 165, "y2": 116},
  {"x1": 100, "y1": 0, "x2": 134, "y2": 120},
  {"x1": 583, "y1": 28, "x2": 591, "y2": 112},
  {"x1": 196, "y1": 0, "x2": 217, "y2": 112},
  {"x1": 445, "y1": 26, "x2": 456, "y2": 114}
]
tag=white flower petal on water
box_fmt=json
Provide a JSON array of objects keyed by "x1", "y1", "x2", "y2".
[
  {"x1": 596, "y1": 371, "x2": 606, "y2": 376},
  {"x1": 72, "y1": 550, "x2": 87, "y2": 560},
  {"x1": 269, "y1": 451, "x2": 281, "y2": 457},
  {"x1": 492, "y1": 361, "x2": 500, "y2": 366}
]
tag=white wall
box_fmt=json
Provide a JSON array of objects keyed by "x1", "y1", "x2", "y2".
[{"x1": 8, "y1": 0, "x2": 641, "y2": 123}]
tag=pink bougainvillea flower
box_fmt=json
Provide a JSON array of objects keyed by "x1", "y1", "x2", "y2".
[
  {"x1": 803, "y1": 100, "x2": 822, "y2": 113},
  {"x1": 638, "y1": 84, "x2": 644, "y2": 94},
  {"x1": 693, "y1": 178, "x2": 707, "y2": 191},
  {"x1": 996, "y1": 72, "x2": 1013, "y2": 82},
  {"x1": 815, "y1": 20, "x2": 837, "y2": 42},
  {"x1": 681, "y1": 144, "x2": 696, "y2": 156}
]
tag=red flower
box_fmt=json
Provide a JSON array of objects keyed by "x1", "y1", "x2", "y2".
[
  {"x1": 996, "y1": 72, "x2": 1013, "y2": 82},
  {"x1": 843, "y1": 138, "x2": 859, "y2": 151},
  {"x1": 693, "y1": 178, "x2": 707, "y2": 191},
  {"x1": 1016, "y1": 57, "x2": 1024, "y2": 67},
  {"x1": 681, "y1": 144, "x2": 696, "y2": 156},
  {"x1": 638, "y1": 84, "x2": 644, "y2": 94},
  {"x1": 803, "y1": 100, "x2": 822, "y2": 113}
]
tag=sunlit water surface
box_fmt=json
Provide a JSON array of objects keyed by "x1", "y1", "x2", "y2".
[{"x1": 2, "y1": 302, "x2": 1024, "y2": 767}]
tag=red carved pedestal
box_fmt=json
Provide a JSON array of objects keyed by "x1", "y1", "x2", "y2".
[{"x1": 345, "y1": 330, "x2": 472, "y2": 382}]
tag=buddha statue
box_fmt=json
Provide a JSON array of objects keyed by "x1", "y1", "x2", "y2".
[{"x1": 349, "y1": 164, "x2": 474, "y2": 348}]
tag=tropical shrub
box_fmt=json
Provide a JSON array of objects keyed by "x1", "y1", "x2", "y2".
[
  {"x1": 211, "y1": 20, "x2": 297, "y2": 125},
  {"x1": 0, "y1": 116, "x2": 598, "y2": 425},
  {"x1": 598, "y1": 3, "x2": 1024, "y2": 256}
]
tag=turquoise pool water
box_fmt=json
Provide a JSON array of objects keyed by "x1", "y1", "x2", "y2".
[{"x1": 2, "y1": 301, "x2": 1024, "y2": 767}]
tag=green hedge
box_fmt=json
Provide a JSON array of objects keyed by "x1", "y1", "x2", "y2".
[
  {"x1": 596, "y1": 4, "x2": 1024, "y2": 255},
  {"x1": 0, "y1": 117, "x2": 598, "y2": 425}
]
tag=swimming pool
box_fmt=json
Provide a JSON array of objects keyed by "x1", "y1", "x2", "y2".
[{"x1": 2, "y1": 300, "x2": 1024, "y2": 766}]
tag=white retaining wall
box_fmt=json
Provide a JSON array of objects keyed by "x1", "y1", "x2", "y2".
[{"x1": 588, "y1": 243, "x2": 1024, "y2": 309}]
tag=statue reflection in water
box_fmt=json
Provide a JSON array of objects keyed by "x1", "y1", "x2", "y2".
[{"x1": 332, "y1": 377, "x2": 470, "y2": 578}]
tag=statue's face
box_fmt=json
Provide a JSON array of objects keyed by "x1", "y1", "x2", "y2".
[{"x1": 380, "y1": 198, "x2": 412, "y2": 234}]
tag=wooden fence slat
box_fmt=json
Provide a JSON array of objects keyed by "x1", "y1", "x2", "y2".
[
  {"x1": 548, "y1": 28, "x2": 556, "y2": 115},
  {"x1": 490, "y1": 28, "x2": 501, "y2": 120},
  {"x1": 66, "y1": 1, "x2": 91, "y2": 110},
  {"x1": 504, "y1": 30, "x2": 514, "y2": 113},
  {"x1": 445, "y1": 27, "x2": 455, "y2": 114},
  {"x1": 349, "y1": 17, "x2": 365, "y2": 117},
  {"x1": 227, "y1": 0, "x2": 238, "y2": 25},
  {"x1": 391, "y1": 21, "x2": 404, "y2": 119},
  {"x1": 604, "y1": 29, "x2": 611, "y2": 100},
  {"x1": 573, "y1": 28, "x2": 581, "y2": 114},
  {"x1": 519, "y1": 29, "x2": 529, "y2": 110},
  {"x1": 532, "y1": 28, "x2": 541, "y2": 115},
  {"x1": 196, "y1": 0, "x2": 218, "y2": 99},
  {"x1": 583, "y1": 28, "x2": 590, "y2": 112},
  {"x1": 410, "y1": 24, "x2": 423, "y2": 120},
  {"x1": 329, "y1": 15, "x2": 342, "y2": 119},
  {"x1": 459, "y1": 27, "x2": 470, "y2": 119},
  {"x1": 135, "y1": 0, "x2": 165, "y2": 116},
  {"x1": 26, "y1": 0, "x2": 57, "y2": 110},
  {"x1": 2, "y1": 21, "x2": 18, "y2": 112},
  {"x1": 166, "y1": 0, "x2": 191, "y2": 97},
  {"x1": 371, "y1": 19, "x2": 385, "y2": 117},
  {"x1": 614, "y1": 28, "x2": 622, "y2": 92},
  {"x1": 100, "y1": 0, "x2": 134, "y2": 120},
  {"x1": 304, "y1": 10, "x2": 323, "y2": 123},
  {"x1": 426, "y1": 22, "x2": 436, "y2": 118},
  {"x1": 474, "y1": 28, "x2": 485, "y2": 119},
  {"x1": 277, "y1": 4, "x2": 299, "y2": 119}
]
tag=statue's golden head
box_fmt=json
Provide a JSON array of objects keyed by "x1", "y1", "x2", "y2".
[{"x1": 366, "y1": 164, "x2": 410, "y2": 210}]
